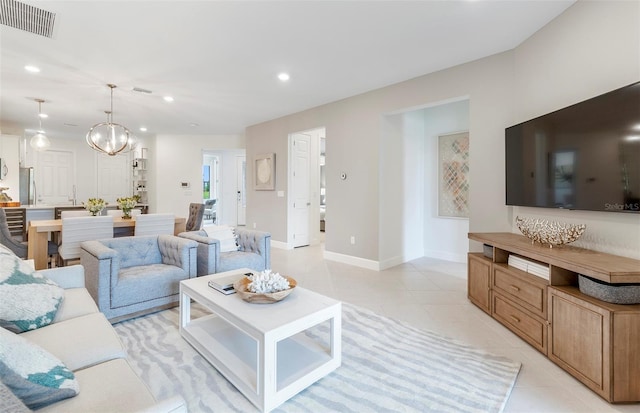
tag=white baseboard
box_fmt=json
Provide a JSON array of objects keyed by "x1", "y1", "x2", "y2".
[
  {"x1": 323, "y1": 250, "x2": 380, "y2": 271},
  {"x1": 423, "y1": 249, "x2": 467, "y2": 263},
  {"x1": 378, "y1": 251, "x2": 424, "y2": 270},
  {"x1": 276, "y1": 244, "x2": 465, "y2": 269},
  {"x1": 270, "y1": 240, "x2": 292, "y2": 250},
  {"x1": 378, "y1": 256, "x2": 404, "y2": 271}
]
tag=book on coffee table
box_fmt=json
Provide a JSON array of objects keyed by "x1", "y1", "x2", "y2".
[{"x1": 208, "y1": 272, "x2": 253, "y2": 295}]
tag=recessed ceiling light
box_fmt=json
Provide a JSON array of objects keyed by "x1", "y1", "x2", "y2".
[
  {"x1": 277, "y1": 72, "x2": 290, "y2": 82},
  {"x1": 163, "y1": 96, "x2": 174, "y2": 102},
  {"x1": 139, "y1": 127, "x2": 147, "y2": 132},
  {"x1": 633, "y1": 124, "x2": 640, "y2": 131},
  {"x1": 25, "y1": 65, "x2": 40, "y2": 73},
  {"x1": 625, "y1": 135, "x2": 640, "y2": 141},
  {"x1": 38, "y1": 113, "x2": 48, "y2": 118},
  {"x1": 190, "y1": 123, "x2": 199, "y2": 127}
]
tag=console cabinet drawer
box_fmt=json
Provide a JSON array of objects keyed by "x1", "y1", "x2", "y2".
[
  {"x1": 493, "y1": 265, "x2": 547, "y2": 318},
  {"x1": 493, "y1": 293, "x2": 547, "y2": 354}
]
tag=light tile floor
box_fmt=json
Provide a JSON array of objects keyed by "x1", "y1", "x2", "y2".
[{"x1": 271, "y1": 243, "x2": 639, "y2": 413}]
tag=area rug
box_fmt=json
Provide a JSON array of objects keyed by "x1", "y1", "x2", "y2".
[{"x1": 114, "y1": 303, "x2": 520, "y2": 413}]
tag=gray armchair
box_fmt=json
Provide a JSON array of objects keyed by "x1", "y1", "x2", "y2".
[
  {"x1": 0, "y1": 207, "x2": 27, "y2": 257},
  {"x1": 0, "y1": 207, "x2": 57, "y2": 262},
  {"x1": 80, "y1": 234, "x2": 198, "y2": 322},
  {"x1": 178, "y1": 228, "x2": 270, "y2": 276},
  {"x1": 186, "y1": 203, "x2": 204, "y2": 231}
]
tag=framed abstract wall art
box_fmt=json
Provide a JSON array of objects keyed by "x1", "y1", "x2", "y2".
[
  {"x1": 438, "y1": 132, "x2": 469, "y2": 218},
  {"x1": 254, "y1": 153, "x2": 275, "y2": 190}
]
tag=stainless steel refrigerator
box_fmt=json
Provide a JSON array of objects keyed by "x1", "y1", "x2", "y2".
[{"x1": 19, "y1": 167, "x2": 35, "y2": 205}]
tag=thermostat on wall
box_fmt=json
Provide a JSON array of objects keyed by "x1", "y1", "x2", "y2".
[{"x1": 180, "y1": 182, "x2": 190, "y2": 188}]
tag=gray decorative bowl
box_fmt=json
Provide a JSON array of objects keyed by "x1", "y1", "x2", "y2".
[{"x1": 578, "y1": 275, "x2": 640, "y2": 305}]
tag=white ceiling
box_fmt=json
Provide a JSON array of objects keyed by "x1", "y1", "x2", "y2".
[{"x1": 0, "y1": 0, "x2": 575, "y2": 141}]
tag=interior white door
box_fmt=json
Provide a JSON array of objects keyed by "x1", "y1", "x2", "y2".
[
  {"x1": 97, "y1": 154, "x2": 130, "y2": 203},
  {"x1": 36, "y1": 150, "x2": 74, "y2": 205},
  {"x1": 292, "y1": 133, "x2": 311, "y2": 247},
  {"x1": 236, "y1": 156, "x2": 246, "y2": 226}
]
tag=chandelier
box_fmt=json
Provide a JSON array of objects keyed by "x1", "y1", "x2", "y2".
[
  {"x1": 86, "y1": 84, "x2": 132, "y2": 156},
  {"x1": 30, "y1": 99, "x2": 51, "y2": 150}
]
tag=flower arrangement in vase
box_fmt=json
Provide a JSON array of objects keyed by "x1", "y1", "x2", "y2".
[
  {"x1": 116, "y1": 195, "x2": 140, "y2": 219},
  {"x1": 83, "y1": 198, "x2": 107, "y2": 216}
]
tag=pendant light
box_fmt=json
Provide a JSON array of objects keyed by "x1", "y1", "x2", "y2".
[
  {"x1": 30, "y1": 99, "x2": 51, "y2": 150},
  {"x1": 86, "y1": 84, "x2": 132, "y2": 156}
]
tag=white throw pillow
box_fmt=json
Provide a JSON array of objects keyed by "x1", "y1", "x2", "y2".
[
  {"x1": 0, "y1": 327, "x2": 79, "y2": 409},
  {"x1": 202, "y1": 225, "x2": 239, "y2": 252},
  {"x1": 0, "y1": 246, "x2": 64, "y2": 333}
]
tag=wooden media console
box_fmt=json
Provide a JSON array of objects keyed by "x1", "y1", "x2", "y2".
[{"x1": 468, "y1": 232, "x2": 640, "y2": 403}]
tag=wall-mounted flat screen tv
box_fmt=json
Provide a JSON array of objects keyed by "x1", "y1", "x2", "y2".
[{"x1": 505, "y1": 81, "x2": 640, "y2": 213}]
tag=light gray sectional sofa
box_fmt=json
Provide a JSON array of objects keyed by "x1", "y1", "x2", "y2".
[
  {"x1": 80, "y1": 234, "x2": 198, "y2": 322},
  {"x1": 178, "y1": 228, "x2": 270, "y2": 276},
  {"x1": 4, "y1": 264, "x2": 187, "y2": 412}
]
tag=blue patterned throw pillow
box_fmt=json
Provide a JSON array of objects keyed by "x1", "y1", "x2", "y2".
[
  {"x1": 0, "y1": 326, "x2": 79, "y2": 409},
  {"x1": 0, "y1": 245, "x2": 64, "y2": 333}
]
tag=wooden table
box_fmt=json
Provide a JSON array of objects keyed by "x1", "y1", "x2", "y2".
[{"x1": 27, "y1": 216, "x2": 186, "y2": 270}]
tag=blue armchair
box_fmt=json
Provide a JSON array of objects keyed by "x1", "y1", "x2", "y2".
[
  {"x1": 80, "y1": 235, "x2": 197, "y2": 322},
  {"x1": 178, "y1": 228, "x2": 270, "y2": 276}
]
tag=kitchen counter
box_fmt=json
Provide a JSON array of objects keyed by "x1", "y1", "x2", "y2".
[
  {"x1": 2, "y1": 204, "x2": 150, "y2": 231},
  {"x1": 4, "y1": 204, "x2": 149, "y2": 210},
  {"x1": 4, "y1": 204, "x2": 75, "y2": 210}
]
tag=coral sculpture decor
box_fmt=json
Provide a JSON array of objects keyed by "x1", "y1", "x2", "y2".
[{"x1": 516, "y1": 216, "x2": 586, "y2": 248}]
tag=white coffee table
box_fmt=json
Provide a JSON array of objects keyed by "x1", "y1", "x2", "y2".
[{"x1": 179, "y1": 268, "x2": 342, "y2": 412}]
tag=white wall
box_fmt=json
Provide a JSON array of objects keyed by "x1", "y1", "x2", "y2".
[
  {"x1": 379, "y1": 99, "x2": 469, "y2": 267},
  {"x1": 12, "y1": 2, "x2": 628, "y2": 265},
  {"x1": 0, "y1": 136, "x2": 20, "y2": 202},
  {"x1": 508, "y1": 0, "x2": 640, "y2": 259},
  {"x1": 379, "y1": 111, "x2": 425, "y2": 269},
  {"x1": 154, "y1": 135, "x2": 245, "y2": 219},
  {"x1": 1, "y1": 131, "x2": 245, "y2": 223},
  {"x1": 245, "y1": 1, "x2": 640, "y2": 265},
  {"x1": 1, "y1": 134, "x2": 152, "y2": 206},
  {"x1": 423, "y1": 100, "x2": 470, "y2": 262},
  {"x1": 247, "y1": 51, "x2": 513, "y2": 264}
]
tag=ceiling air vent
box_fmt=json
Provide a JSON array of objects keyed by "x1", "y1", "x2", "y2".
[
  {"x1": 0, "y1": 0, "x2": 56, "y2": 38},
  {"x1": 132, "y1": 87, "x2": 153, "y2": 94}
]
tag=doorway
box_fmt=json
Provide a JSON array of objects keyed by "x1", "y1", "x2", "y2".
[
  {"x1": 288, "y1": 127, "x2": 325, "y2": 248},
  {"x1": 202, "y1": 154, "x2": 219, "y2": 225},
  {"x1": 202, "y1": 149, "x2": 246, "y2": 227},
  {"x1": 97, "y1": 153, "x2": 130, "y2": 204},
  {"x1": 320, "y1": 136, "x2": 326, "y2": 235},
  {"x1": 379, "y1": 98, "x2": 469, "y2": 266},
  {"x1": 35, "y1": 149, "x2": 74, "y2": 204}
]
